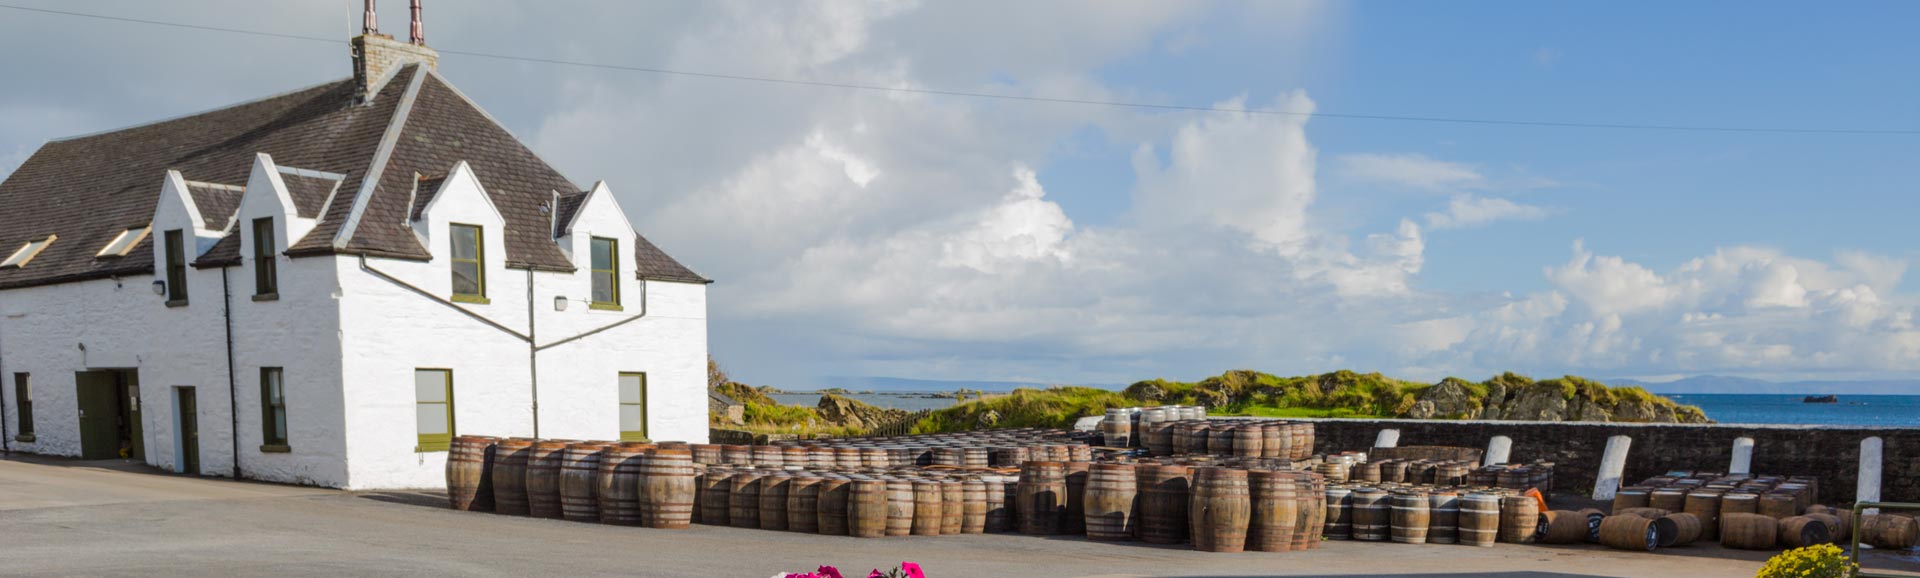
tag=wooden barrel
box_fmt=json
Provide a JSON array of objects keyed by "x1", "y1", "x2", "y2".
[
  {"x1": 447, "y1": 435, "x2": 498, "y2": 512},
  {"x1": 1137, "y1": 465, "x2": 1192, "y2": 544},
  {"x1": 1350, "y1": 488, "x2": 1390, "y2": 542},
  {"x1": 597, "y1": 445, "x2": 647, "y2": 525},
  {"x1": 932, "y1": 447, "x2": 964, "y2": 467},
  {"x1": 984, "y1": 476, "x2": 1013, "y2": 532},
  {"x1": 559, "y1": 442, "x2": 609, "y2": 522},
  {"x1": 1355, "y1": 462, "x2": 1383, "y2": 484},
  {"x1": 1660, "y1": 513, "x2": 1701, "y2": 547},
  {"x1": 1720, "y1": 492, "x2": 1759, "y2": 516},
  {"x1": 1500, "y1": 495, "x2": 1542, "y2": 544},
  {"x1": 1427, "y1": 491, "x2": 1460, "y2": 544},
  {"x1": 834, "y1": 447, "x2": 862, "y2": 469},
  {"x1": 961, "y1": 479, "x2": 988, "y2": 534},
  {"x1": 1614, "y1": 507, "x2": 1669, "y2": 519},
  {"x1": 847, "y1": 479, "x2": 888, "y2": 538},
  {"x1": 1297, "y1": 474, "x2": 1323, "y2": 550},
  {"x1": 816, "y1": 477, "x2": 852, "y2": 535},
  {"x1": 639, "y1": 448, "x2": 695, "y2": 529},
  {"x1": 1323, "y1": 487, "x2": 1353, "y2": 540},
  {"x1": 940, "y1": 480, "x2": 964, "y2": 535},
  {"x1": 1758, "y1": 493, "x2": 1799, "y2": 519},
  {"x1": 750, "y1": 445, "x2": 783, "y2": 466},
  {"x1": 1540, "y1": 510, "x2": 1590, "y2": 544},
  {"x1": 1805, "y1": 506, "x2": 1852, "y2": 541},
  {"x1": 884, "y1": 479, "x2": 915, "y2": 536},
  {"x1": 697, "y1": 469, "x2": 732, "y2": 525},
  {"x1": 1084, "y1": 464, "x2": 1138, "y2": 541},
  {"x1": 1018, "y1": 462, "x2": 1068, "y2": 535},
  {"x1": 1720, "y1": 512, "x2": 1778, "y2": 550},
  {"x1": 1290, "y1": 423, "x2": 1312, "y2": 460},
  {"x1": 1683, "y1": 491, "x2": 1722, "y2": 541},
  {"x1": 964, "y1": 448, "x2": 990, "y2": 469},
  {"x1": 1189, "y1": 467, "x2": 1251, "y2": 553},
  {"x1": 1390, "y1": 491, "x2": 1431, "y2": 544},
  {"x1": 1148, "y1": 423, "x2": 1176, "y2": 457},
  {"x1": 911, "y1": 479, "x2": 944, "y2": 536},
  {"x1": 1232, "y1": 426, "x2": 1264, "y2": 458},
  {"x1": 1776, "y1": 515, "x2": 1831, "y2": 548},
  {"x1": 490, "y1": 438, "x2": 534, "y2": 516},
  {"x1": 1598, "y1": 515, "x2": 1660, "y2": 552},
  {"x1": 526, "y1": 440, "x2": 571, "y2": 519},
  {"x1": 1611, "y1": 488, "x2": 1649, "y2": 513},
  {"x1": 721, "y1": 444, "x2": 751, "y2": 465},
  {"x1": 690, "y1": 444, "x2": 722, "y2": 465},
  {"x1": 1649, "y1": 488, "x2": 1688, "y2": 512},
  {"x1": 787, "y1": 476, "x2": 821, "y2": 534},
  {"x1": 727, "y1": 472, "x2": 763, "y2": 529},
  {"x1": 1207, "y1": 426, "x2": 1235, "y2": 456},
  {"x1": 1246, "y1": 470, "x2": 1297, "y2": 551},
  {"x1": 1261, "y1": 423, "x2": 1287, "y2": 459},
  {"x1": 1459, "y1": 492, "x2": 1502, "y2": 547},
  {"x1": 759, "y1": 473, "x2": 792, "y2": 531},
  {"x1": 1174, "y1": 423, "x2": 1208, "y2": 455},
  {"x1": 1860, "y1": 514, "x2": 1920, "y2": 549}
]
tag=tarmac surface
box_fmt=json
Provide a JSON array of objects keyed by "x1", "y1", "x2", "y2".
[{"x1": 0, "y1": 454, "x2": 1900, "y2": 578}]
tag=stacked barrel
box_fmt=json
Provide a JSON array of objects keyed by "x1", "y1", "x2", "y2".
[
  {"x1": 445, "y1": 435, "x2": 699, "y2": 530},
  {"x1": 1141, "y1": 419, "x2": 1316, "y2": 460},
  {"x1": 1316, "y1": 482, "x2": 1540, "y2": 548}
]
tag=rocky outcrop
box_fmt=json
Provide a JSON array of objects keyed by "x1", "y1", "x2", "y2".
[
  {"x1": 1406, "y1": 378, "x2": 1482, "y2": 419},
  {"x1": 816, "y1": 394, "x2": 908, "y2": 430}
]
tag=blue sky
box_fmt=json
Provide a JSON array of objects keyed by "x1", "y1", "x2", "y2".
[{"x1": 3, "y1": 1, "x2": 1917, "y2": 387}]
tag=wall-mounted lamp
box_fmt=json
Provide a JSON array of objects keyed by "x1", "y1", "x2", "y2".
[
  {"x1": 553, "y1": 295, "x2": 569, "y2": 311},
  {"x1": 152, "y1": 280, "x2": 166, "y2": 296}
]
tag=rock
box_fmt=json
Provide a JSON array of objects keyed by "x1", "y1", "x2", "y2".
[
  {"x1": 977, "y1": 410, "x2": 1001, "y2": 429},
  {"x1": 816, "y1": 394, "x2": 908, "y2": 430},
  {"x1": 1410, "y1": 378, "x2": 1481, "y2": 419},
  {"x1": 1502, "y1": 383, "x2": 1570, "y2": 421}
]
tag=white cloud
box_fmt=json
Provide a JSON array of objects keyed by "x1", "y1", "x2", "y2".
[
  {"x1": 1335, "y1": 153, "x2": 1485, "y2": 192},
  {"x1": 1424, "y1": 194, "x2": 1550, "y2": 230}
]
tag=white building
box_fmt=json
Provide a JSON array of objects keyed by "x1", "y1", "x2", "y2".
[{"x1": 0, "y1": 8, "x2": 710, "y2": 489}]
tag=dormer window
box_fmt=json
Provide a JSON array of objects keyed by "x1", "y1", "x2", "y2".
[
  {"x1": 163, "y1": 230, "x2": 188, "y2": 305},
  {"x1": 590, "y1": 237, "x2": 620, "y2": 310},
  {"x1": 96, "y1": 227, "x2": 150, "y2": 258},
  {"x1": 1, "y1": 235, "x2": 55, "y2": 268},
  {"x1": 252, "y1": 218, "x2": 278, "y2": 299},
  {"x1": 449, "y1": 223, "x2": 486, "y2": 304}
]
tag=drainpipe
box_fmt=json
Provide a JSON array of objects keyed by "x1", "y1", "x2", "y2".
[
  {"x1": 527, "y1": 268, "x2": 539, "y2": 438},
  {"x1": 222, "y1": 267, "x2": 242, "y2": 479},
  {"x1": 1, "y1": 319, "x2": 9, "y2": 453}
]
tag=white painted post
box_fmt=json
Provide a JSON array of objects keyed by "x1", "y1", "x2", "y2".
[
  {"x1": 1729, "y1": 437, "x2": 1754, "y2": 475},
  {"x1": 1859, "y1": 437, "x2": 1883, "y2": 514},
  {"x1": 1374, "y1": 429, "x2": 1401, "y2": 449},
  {"x1": 1592, "y1": 435, "x2": 1633, "y2": 502},
  {"x1": 1484, "y1": 435, "x2": 1513, "y2": 467}
]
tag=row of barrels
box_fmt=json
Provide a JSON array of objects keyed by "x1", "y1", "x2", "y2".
[
  {"x1": 1311, "y1": 457, "x2": 1554, "y2": 496},
  {"x1": 1597, "y1": 503, "x2": 1918, "y2": 552},
  {"x1": 1322, "y1": 485, "x2": 1539, "y2": 547},
  {"x1": 689, "y1": 441, "x2": 1091, "y2": 470},
  {"x1": 445, "y1": 436, "x2": 697, "y2": 528},
  {"x1": 1145, "y1": 420, "x2": 1316, "y2": 461},
  {"x1": 1015, "y1": 462, "x2": 1330, "y2": 552},
  {"x1": 695, "y1": 466, "x2": 1017, "y2": 536},
  {"x1": 1099, "y1": 406, "x2": 1209, "y2": 449},
  {"x1": 1351, "y1": 458, "x2": 1476, "y2": 487},
  {"x1": 1613, "y1": 475, "x2": 1820, "y2": 546}
]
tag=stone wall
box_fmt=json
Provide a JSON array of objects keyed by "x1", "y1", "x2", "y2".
[{"x1": 1301, "y1": 418, "x2": 1918, "y2": 504}]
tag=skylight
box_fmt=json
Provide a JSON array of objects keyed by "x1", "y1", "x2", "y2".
[
  {"x1": 96, "y1": 226, "x2": 151, "y2": 258},
  {"x1": 1, "y1": 235, "x2": 57, "y2": 268}
]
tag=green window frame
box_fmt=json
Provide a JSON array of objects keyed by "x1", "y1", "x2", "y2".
[
  {"x1": 252, "y1": 218, "x2": 277, "y2": 298},
  {"x1": 13, "y1": 373, "x2": 32, "y2": 441},
  {"x1": 260, "y1": 368, "x2": 288, "y2": 451},
  {"x1": 164, "y1": 229, "x2": 188, "y2": 305},
  {"x1": 619, "y1": 372, "x2": 647, "y2": 442},
  {"x1": 414, "y1": 369, "x2": 454, "y2": 452},
  {"x1": 590, "y1": 237, "x2": 620, "y2": 310},
  {"x1": 449, "y1": 223, "x2": 487, "y2": 303}
]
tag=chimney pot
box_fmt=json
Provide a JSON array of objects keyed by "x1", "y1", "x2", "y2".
[
  {"x1": 409, "y1": 0, "x2": 425, "y2": 46},
  {"x1": 363, "y1": 0, "x2": 378, "y2": 35}
]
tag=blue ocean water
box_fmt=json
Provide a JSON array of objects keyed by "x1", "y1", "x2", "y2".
[
  {"x1": 776, "y1": 392, "x2": 1920, "y2": 427},
  {"x1": 1664, "y1": 394, "x2": 1920, "y2": 426}
]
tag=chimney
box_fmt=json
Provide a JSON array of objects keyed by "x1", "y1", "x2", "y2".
[{"x1": 351, "y1": 0, "x2": 439, "y2": 103}]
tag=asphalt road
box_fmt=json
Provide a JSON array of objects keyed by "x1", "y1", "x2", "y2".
[{"x1": 0, "y1": 455, "x2": 1846, "y2": 578}]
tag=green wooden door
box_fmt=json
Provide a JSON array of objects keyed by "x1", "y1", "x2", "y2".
[
  {"x1": 176, "y1": 388, "x2": 199, "y2": 475},
  {"x1": 75, "y1": 372, "x2": 118, "y2": 459}
]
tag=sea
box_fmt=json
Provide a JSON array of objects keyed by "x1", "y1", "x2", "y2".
[{"x1": 772, "y1": 392, "x2": 1920, "y2": 427}]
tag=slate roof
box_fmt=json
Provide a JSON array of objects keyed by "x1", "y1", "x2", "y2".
[
  {"x1": 0, "y1": 63, "x2": 706, "y2": 289},
  {"x1": 185, "y1": 182, "x2": 244, "y2": 232}
]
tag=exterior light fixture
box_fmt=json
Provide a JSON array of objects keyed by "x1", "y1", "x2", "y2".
[
  {"x1": 152, "y1": 280, "x2": 166, "y2": 295},
  {"x1": 553, "y1": 295, "x2": 569, "y2": 311}
]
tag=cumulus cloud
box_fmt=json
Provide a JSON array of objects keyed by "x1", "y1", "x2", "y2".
[{"x1": 1424, "y1": 194, "x2": 1551, "y2": 230}]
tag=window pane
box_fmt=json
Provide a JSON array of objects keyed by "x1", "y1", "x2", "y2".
[
  {"x1": 619, "y1": 375, "x2": 641, "y2": 403},
  {"x1": 272, "y1": 409, "x2": 287, "y2": 440},
  {"x1": 414, "y1": 371, "x2": 447, "y2": 403},
  {"x1": 451, "y1": 225, "x2": 478, "y2": 260},
  {"x1": 592, "y1": 273, "x2": 614, "y2": 303},
  {"x1": 415, "y1": 403, "x2": 449, "y2": 434},
  {"x1": 591, "y1": 238, "x2": 613, "y2": 271},
  {"x1": 620, "y1": 405, "x2": 641, "y2": 432},
  {"x1": 452, "y1": 262, "x2": 482, "y2": 295}
]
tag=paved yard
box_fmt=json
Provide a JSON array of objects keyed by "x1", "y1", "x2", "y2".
[{"x1": 0, "y1": 455, "x2": 1885, "y2": 578}]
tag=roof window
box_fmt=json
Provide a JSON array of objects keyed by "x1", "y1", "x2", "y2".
[
  {"x1": 1, "y1": 235, "x2": 56, "y2": 268},
  {"x1": 96, "y1": 226, "x2": 151, "y2": 258}
]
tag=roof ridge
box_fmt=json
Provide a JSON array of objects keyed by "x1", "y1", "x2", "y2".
[
  {"x1": 332, "y1": 64, "x2": 429, "y2": 249},
  {"x1": 47, "y1": 78, "x2": 352, "y2": 144}
]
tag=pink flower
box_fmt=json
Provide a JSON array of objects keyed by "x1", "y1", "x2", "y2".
[
  {"x1": 816, "y1": 567, "x2": 844, "y2": 578},
  {"x1": 901, "y1": 562, "x2": 925, "y2": 578},
  {"x1": 866, "y1": 570, "x2": 886, "y2": 578}
]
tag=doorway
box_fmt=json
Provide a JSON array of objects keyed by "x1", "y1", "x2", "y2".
[
  {"x1": 74, "y1": 369, "x2": 142, "y2": 461},
  {"x1": 174, "y1": 387, "x2": 199, "y2": 475}
]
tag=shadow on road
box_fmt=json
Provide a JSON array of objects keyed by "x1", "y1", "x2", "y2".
[
  {"x1": 1179, "y1": 574, "x2": 1616, "y2": 578},
  {"x1": 356, "y1": 490, "x2": 446, "y2": 509}
]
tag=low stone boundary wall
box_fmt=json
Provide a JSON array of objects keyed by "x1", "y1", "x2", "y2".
[{"x1": 1299, "y1": 418, "x2": 1917, "y2": 504}]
